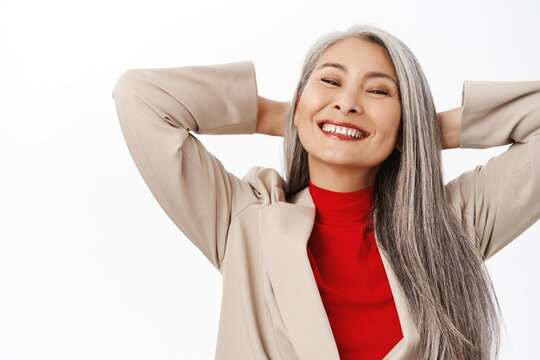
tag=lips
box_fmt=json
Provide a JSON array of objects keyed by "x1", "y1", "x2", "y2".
[{"x1": 316, "y1": 119, "x2": 370, "y2": 137}]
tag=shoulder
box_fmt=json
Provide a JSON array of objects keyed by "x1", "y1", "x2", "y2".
[
  {"x1": 233, "y1": 166, "x2": 312, "y2": 217},
  {"x1": 227, "y1": 166, "x2": 288, "y2": 219},
  {"x1": 241, "y1": 166, "x2": 313, "y2": 208},
  {"x1": 240, "y1": 166, "x2": 286, "y2": 204}
]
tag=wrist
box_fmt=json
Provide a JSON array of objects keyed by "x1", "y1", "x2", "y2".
[
  {"x1": 256, "y1": 96, "x2": 271, "y2": 135},
  {"x1": 256, "y1": 96, "x2": 288, "y2": 136},
  {"x1": 439, "y1": 107, "x2": 462, "y2": 150}
]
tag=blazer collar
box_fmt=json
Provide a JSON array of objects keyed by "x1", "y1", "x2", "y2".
[{"x1": 259, "y1": 186, "x2": 420, "y2": 360}]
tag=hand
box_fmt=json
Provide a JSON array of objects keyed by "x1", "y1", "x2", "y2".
[
  {"x1": 438, "y1": 106, "x2": 462, "y2": 150},
  {"x1": 256, "y1": 96, "x2": 290, "y2": 137}
]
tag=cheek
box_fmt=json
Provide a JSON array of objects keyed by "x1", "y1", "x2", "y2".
[
  {"x1": 293, "y1": 102, "x2": 318, "y2": 151},
  {"x1": 297, "y1": 85, "x2": 326, "y2": 115},
  {"x1": 377, "y1": 105, "x2": 401, "y2": 139},
  {"x1": 293, "y1": 97, "x2": 311, "y2": 128}
]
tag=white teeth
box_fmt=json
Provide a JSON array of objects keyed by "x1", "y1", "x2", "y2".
[{"x1": 321, "y1": 123, "x2": 365, "y2": 139}]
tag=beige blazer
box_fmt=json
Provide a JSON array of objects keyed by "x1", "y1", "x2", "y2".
[{"x1": 112, "y1": 61, "x2": 540, "y2": 359}]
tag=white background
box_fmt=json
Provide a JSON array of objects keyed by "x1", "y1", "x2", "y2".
[{"x1": 1, "y1": 0, "x2": 539, "y2": 359}]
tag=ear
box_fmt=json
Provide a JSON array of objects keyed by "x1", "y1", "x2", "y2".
[
  {"x1": 293, "y1": 112, "x2": 298, "y2": 127},
  {"x1": 395, "y1": 130, "x2": 403, "y2": 152}
]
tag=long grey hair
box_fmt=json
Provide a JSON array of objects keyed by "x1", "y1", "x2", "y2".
[{"x1": 282, "y1": 24, "x2": 501, "y2": 359}]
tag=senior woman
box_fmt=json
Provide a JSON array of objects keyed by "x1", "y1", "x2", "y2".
[{"x1": 112, "y1": 24, "x2": 540, "y2": 359}]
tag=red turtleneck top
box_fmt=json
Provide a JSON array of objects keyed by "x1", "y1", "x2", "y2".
[{"x1": 306, "y1": 180, "x2": 403, "y2": 360}]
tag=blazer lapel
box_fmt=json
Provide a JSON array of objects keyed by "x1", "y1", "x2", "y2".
[
  {"x1": 259, "y1": 186, "x2": 340, "y2": 360},
  {"x1": 259, "y1": 185, "x2": 420, "y2": 360},
  {"x1": 377, "y1": 238, "x2": 421, "y2": 359}
]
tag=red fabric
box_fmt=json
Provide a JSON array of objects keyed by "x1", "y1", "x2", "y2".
[{"x1": 307, "y1": 180, "x2": 403, "y2": 360}]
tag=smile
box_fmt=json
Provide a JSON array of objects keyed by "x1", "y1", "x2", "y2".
[{"x1": 318, "y1": 122, "x2": 369, "y2": 141}]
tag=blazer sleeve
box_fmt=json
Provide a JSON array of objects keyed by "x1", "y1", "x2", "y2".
[
  {"x1": 445, "y1": 80, "x2": 540, "y2": 260},
  {"x1": 111, "y1": 61, "x2": 260, "y2": 271}
]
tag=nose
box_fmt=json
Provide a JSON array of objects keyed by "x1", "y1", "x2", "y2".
[
  {"x1": 333, "y1": 89, "x2": 363, "y2": 114},
  {"x1": 334, "y1": 103, "x2": 361, "y2": 113}
]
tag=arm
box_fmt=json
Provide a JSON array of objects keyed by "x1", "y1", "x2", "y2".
[
  {"x1": 256, "y1": 96, "x2": 290, "y2": 136},
  {"x1": 112, "y1": 61, "x2": 260, "y2": 270},
  {"x1": 445, "y1": 80, "x2": 540, "y2": 260},
  {"x1": 438, "y1": 106, "x2": 463, "y2": 150}
]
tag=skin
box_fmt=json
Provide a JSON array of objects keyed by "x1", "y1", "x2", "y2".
[
  {"x1": 255, "y1": 38, "x2": 463, "y2": 193},
  {"x1": 293, "y1": 37, "x2": 402, "y2": 192}
]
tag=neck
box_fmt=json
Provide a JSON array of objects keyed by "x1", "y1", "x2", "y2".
[
  {"x1": 308, "y1": 179, "x2": 374, "y2": 224},
  {"x1": 307, "y1": 154, "x2": 380, "y2": 192}
]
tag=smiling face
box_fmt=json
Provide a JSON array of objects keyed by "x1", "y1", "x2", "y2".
[{"x1": 293, "y1": 37, "x2": 402, "y2": 191}]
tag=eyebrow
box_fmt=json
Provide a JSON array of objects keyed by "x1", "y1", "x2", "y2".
[{"x1": 315, "y1": 62, "x2": 398, "y2": 86}]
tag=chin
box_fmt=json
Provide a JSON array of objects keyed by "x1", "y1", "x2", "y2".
[{"x1": 311, "y1": 152, "x2": 374, "y2": 168}]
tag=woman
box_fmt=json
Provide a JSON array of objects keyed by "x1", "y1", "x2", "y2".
[{"x1": 112, "y1": 24, "x2": 540, "y2": 360}]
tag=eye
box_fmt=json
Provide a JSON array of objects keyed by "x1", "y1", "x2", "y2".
[
  {"x1": 368, "y1": 89, "x2": 389, "y2": 96},
  {"x1": 321, "y1": 78, "x2": 340, "y2": 86}
]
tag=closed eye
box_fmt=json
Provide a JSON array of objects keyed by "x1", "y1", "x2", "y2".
[
  {"x1": 321, "y1": 78, "x2": 390, "y2": 96},
  {"x1": 322, "y1": 79, "x2": 389, "y2": 95},
  {"x1": 321, "y1": 78, "x2": 339, "y2": 86},
  {"x1": 369, "y1": 89, "x2": 389, "y2": 95}
]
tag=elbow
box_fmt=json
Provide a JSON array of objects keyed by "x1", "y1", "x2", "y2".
[{"x1": 112, "y1": 69, "x2": 143, "y2": 101}]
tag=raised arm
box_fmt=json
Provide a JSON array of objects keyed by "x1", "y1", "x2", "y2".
[
  {"x1": 445, "y1": 80, "x2": 540, "y2": 260},
  {"x1": 111, "y1": 61, "x2": 260, "y2": 270},
  {"x1": 438, "y1": 106, "x2": 463, "y2": 150},
  {"x1": 256, "y1": 95, "x2": 290, "y2": 137}
]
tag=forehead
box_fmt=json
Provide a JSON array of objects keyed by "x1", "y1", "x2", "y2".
[{"x1": 315, "y1": 37, "x2": 396, "y2": 77}]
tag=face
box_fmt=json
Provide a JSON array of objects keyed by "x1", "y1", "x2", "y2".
[{"x1": 293, "y1": 37, "x2": 402, "y2": 184}]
